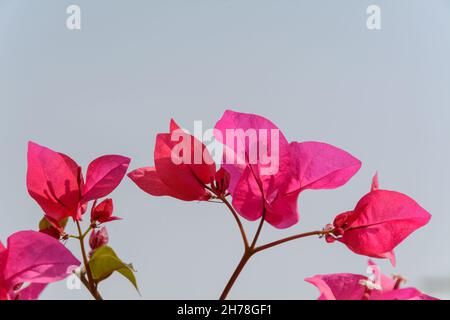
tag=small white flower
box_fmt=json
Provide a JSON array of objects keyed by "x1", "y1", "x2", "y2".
[{"x1": 359, "y1": 279, "x2": 382, "y2": 291}]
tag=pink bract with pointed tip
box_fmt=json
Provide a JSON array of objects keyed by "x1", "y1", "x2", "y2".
[
  {"x1": 214, "y1": 110, "x2": 361, "y2": 229},
  {"x1": 128, "y1": 119, "x2": 216, "y2": 201},
  {"x1": 306, "y1": 260, "x2": 438, "y2": 300},
  {"x1": 330, "y1": 175, "x2": 431, "y2": 264},
  {"x1": 371, "y1": 172, "x2": 379, "y2": 191},
  {"x1": 82, "y1": 155, "x2": 131, "y2": 202},
  {"x1": 91, "y1": 198, "x2": 121, "y2": 223},
  {"x1": 0, "y1": 231, "x2": 80, "y2": 300},
  {"x1": 27, "y1": 141, "x2": 130, "y2": 221},
  {"x1": 305, "y1": 273, "x2": 368, "y2": 300},
  {"x1": 27, "y1": 141, "x2": 82, "y2": 221},
  {"x1": 89, "y1": 227, "x2": 109, "y2": 251}
]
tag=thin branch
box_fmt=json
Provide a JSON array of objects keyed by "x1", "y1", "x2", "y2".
[
  {"x1": 75, "y1": 220, "x2": 102, "y2": 300},
  {"x1": 250, "y1": 210, "x2": 265, "y2": 249},
  {"x1": 254, "y1": 230, "x2": 329, "y2": 253},
  {"x1": 78, "y1": 272, "x2": 103, "y2": 300},
  {"x1": 220, "y1": 195, "x2": 249, "y2": 249},
  {"x1": 219, "y1": 251, "x2": 252, "y2": 300}
]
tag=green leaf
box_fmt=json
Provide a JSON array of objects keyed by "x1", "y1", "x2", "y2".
[
  {"x1": 88, "y1": 245, "x2": 139, "y2": 292},
  {"x1": 39, "y1": 216, "x2": 68, "y2": 231},
  {"x1": 38, "y1": 217, "x2": 51, "y2": 230}
]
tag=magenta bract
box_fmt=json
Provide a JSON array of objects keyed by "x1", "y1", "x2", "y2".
[
  {"x1": 27, "y1": 141, "x2": 130, "y2": 221},
  {"x1": 128, "y1": 119, "x2": 216, "y2": 201},
  {"x1": 306, "y1": 260, "x2": 437, "y2": 300},
  {"x1": 0, "y1": 231, "x2": 80, "y2": 300},
  {"x1": 89, "y1": 227, "x2": 109, "y2": 251},
  {"x1": 329, "y1": 176, "x2": 431, "y2": 263},
  {"x1": 91, "y1": 198, "x2": 120, "y2": 223},
  {"x1": 214, "y1": 110, "x2": 361, "y2": 228}
]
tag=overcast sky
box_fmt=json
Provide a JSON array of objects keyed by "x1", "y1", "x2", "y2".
[{"x1": 1, "y1": 0, "x2": 449, "y2": 299}]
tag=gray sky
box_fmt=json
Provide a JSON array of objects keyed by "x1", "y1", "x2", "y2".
[{"x1": 0, "y1": 0, "x2": 449, "y2": 299}]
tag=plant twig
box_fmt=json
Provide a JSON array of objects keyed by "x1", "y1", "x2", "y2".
[
  {"x1": 220, "y1": 195, "x2": 249, "y2": 250},
  {"x1": 75, "y1": 220, "x2": 102, "y2": 300}
]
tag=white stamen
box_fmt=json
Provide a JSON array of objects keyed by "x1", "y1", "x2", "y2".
[{"x1": 359, "y1": 279, "x2": 382, "y2": 291}]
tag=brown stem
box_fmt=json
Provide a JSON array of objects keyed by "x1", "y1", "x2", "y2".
[
  {"x1": 219, "y1": 229, "x2": 330, "y2": 299},
  {"x1": 220, "y1": 195, "x2": 249, "y2": 249},
  {"x1": 393, "y1": 275, "x2": 405, "y2": 290},
  {"x1": 79, "y1": 272, "x2": 103, "y2": 300},
  {"x1": 219, "y1": 249, "x2": 253, "y2": 300},
  {"x1": 250, "y1": 211, "x2": 265, "y2": 249},
  {"x1": 254, "y1": 230, "x2": 329, "y2": 253},
  {"x1": 215, "y1": 168, "x2": 329, "y2": 299},
  {"x1": 76, "y1": 220, "x2": 103, "y2": 300},
  {"x1": 220, "y1": 211, "x2": 266, "y2": 300}
]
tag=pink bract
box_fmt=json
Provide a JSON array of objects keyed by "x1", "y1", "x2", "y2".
[
  {"x1": 91, "y1": 198, "x2": 121, "y2": 223},
  {"x1": 27, "y1": 141, "x2": 130, "y2": 221},
  {"x1": 82, "y1": 155, "x2": 131, "y2": 202},
  {"x1": 330, "y1": 175, "x2": 431, "y2": 264},
  {"x1": 0, "y1": 230, "x2": 80, "y2": 300},
  {"x1": 305, "y1": 260, "x2": 437, "y2": 300},
  {"x1": 128, "y1": 119, "x2": 216, "y2": 201},
  {"x1": 214, "y1": 110, "x2": 361, "y2": 228},
  {"x1": 89, "y1": 227, "x2": 109, "y2": 251}
]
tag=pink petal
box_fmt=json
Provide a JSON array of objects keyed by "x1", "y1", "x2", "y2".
[
  {"x1": 90, "y1": 198, "x2": 121, "y2": 223},
  {"x1": 154, "y1": 131, "x2": 210, "y2": 201},
  {"x1": 0, "y1": 288, "x2": 8, "y2": 300},
  {"x1": 367, "y1": 259, "x2": 396, "y2": 291},
  {"x1": 377, "y1": 287, "x2": 439, "y2": 300},
  {"x1": 0, "y1": 241, "x2": 6, "y2": 270},
  {"x1": 128, "y1": 167, "x2": 174, "y2": 196},
  {"x1": 212, "y1": 167, "x2": 231, "y2": 195},
  {"x1": 371, "y1": 172, "x2": 379, "y2": 191},
  {"x1": 289, "y1": 141, "x2": 361, "y2": 191},
  {"x1": 214, "y1": 110, "x2": 292, "y2": 197},
  {"x1": 104, "y1": 216, "x2": 121, "y2": 222},
  {"x1": 82, "y1": 155, "x2": 131, "y2": 202},
  {"x1": 169, "y1": 119, "x2": 216, "y2": 184},
  {"x1": 339, "y1": 190, "x2": 431, "y2": 258},
  {"x1": 305, "y1": 273, "x2": 367, "y2": 300},
  {"x1": 265, "y1": 191, "x2": 300, "y2": 229},
  {"x1": 3, "y1": 231, "x2": 80, "y2": 286},
  {"x1": 231, "y1": 166, "x2": 265, "y2": 221},
  {"x1": 26, "y1": 141, "x2": 82, "y2": 221},
  {"x1": 373, "y1": 250, "x2": 396, "y2": 267},
  {"x1": 16, "y1": 283, "x2": 47, "y2": 300},
  {"x1": 214, "y1": 110, "x2": 293, "y2": 225},
  {"x1": 89, "y1": 227, "x2": 109, "y2": 250}
]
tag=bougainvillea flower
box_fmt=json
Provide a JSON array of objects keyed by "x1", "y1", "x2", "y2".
[
  {"x1": 89, "y1": 227, "x2": 109, "y2": 251},
  {"x1": 128, "y1": 119, "x2": 216, "y2": 201},
  {"x1": 91, "y1": 198, "x2": 120, "y2": 223},
  {"x1": 214, "y1": 110, "x2": 292, "y2": 195},
  {"x1": 327, "y1": 174, "x2": 431, "y2": 264},
  {"x1": 305, "y1": 260, "x2": 438, "y2": 300},
  {"x1": 210, "y1": 168, "x2": 231, "y2": 197},
  {"x1": 27, "y1": 141, "x2": 130, "y2": 221},
  {"x1": 214, "y1": 110, "x2": 361, "y2": 228},
  {"x1": 306, "y1": 273, "x2": 368, "y2": 300},
  {"x1": 265, "y1": 141, "x2": 362, "y2": 228},
  {"x1": 0, "y1": 231, "x2": 80, "y2": 300}
]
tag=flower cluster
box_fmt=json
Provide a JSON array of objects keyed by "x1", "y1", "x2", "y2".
[
  {"x1": 306, "y1": 260, "x2": 436, "y2": 300},
  {"x1": 129, "y1": 110, "x2": 434, "y2": 300},
  {"x1": 1, "y1": 142, "x2": 135, "y2": 300},
  {"x1": 1, "y1": 110, "x2": 436, "y2": 300}
]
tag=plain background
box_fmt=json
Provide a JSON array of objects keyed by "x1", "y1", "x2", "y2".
[{"x1": 0, "y1": 0, "x2": 449, "y2": 299}]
